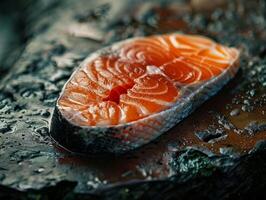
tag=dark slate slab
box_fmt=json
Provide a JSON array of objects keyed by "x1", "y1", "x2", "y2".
[{"x1": 0, "y1": 0, "x2": 266, "y2": 199}]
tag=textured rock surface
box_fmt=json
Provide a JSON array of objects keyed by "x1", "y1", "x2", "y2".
[{"x1": 0, "y1": 0, "x2": 266, "y2": 199}]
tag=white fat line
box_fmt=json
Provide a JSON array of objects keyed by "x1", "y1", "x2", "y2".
[
  {"x1": 134, "y1": 65, "x2": 162, "y2": 80},
  {"x1": 131, "y1": 84, "x2": 169, "y2": 95},
  {"x1": 106, "y1": 60, "x2": 128, "y2": 83},
  {"x1": 82, "y1": 67, "x2": 110, "y2": 90},
  {"x1": 69, "y1": 79, "x2": 107, "y2": 98},
  {"x1": 228, "y1": 48, "x2": 240, "y2": 65},
  {"x1": 203, "y1": 45, "x2": 236, "y2": 65},
  {"x1": 187, "y1": 54, "x2": 226, "y2": 70},
  {"x1": 118, "y1": 105, "x2": 126, "y2": 123},
  {"x1": 160, "y1": 57, "x2": 205, "y2": 81},
  {"x1": 82, "y1": 65, "x2": 97, "y2": 83},
  {"x1": 124, "y1": 48, "x2": 145, "y2": 61},
  {"x1": 112, "y1": 63, "x2": 137, "y2": 83},
  {"x1": 161, "y1": 57, "x2": 215, "y2": 85},
  {"x1": 68, "y1": 91, "x2": 88, "y2": 99},
  {"x1": 169, "y1": 34, "x2": 180, "y2": 48},
  {"x1": 107, "y1": 105, "x2": 116, "y2": 117},
  {"x1": 69, "y1": 80, "x2": 90, "y2": 91},
  {"x1": 66, "y1": 95, "x2": 87, "y2": 106},
  {"x1": 208, "y1": 44, "x2": 229, "y2": 58},
  {"x1": 136, "y1": 51, "x2": 146, "y2": 61},
  {"x1": 62, "y1": 102, "x2": 88, "y2": 112},
  {"x1": 146, "y1": 65, "x2": 164, "y2": 75},
  {"x1": 74, "y1": 112, "x2": 89, "y2": 124},
  {"x1": 127, "y1": 93, "x2": 174, "y2": 106},
  {"x1": 60, "y1": 107, "x2": 88, "y2": 123},
  {"x1": 190, "y1": 39, "x2": 213, "y2": 49},
  {"x1": 157, "y1": 36, "x2": 171, "y2": 50},
  {"x1": 96, "y1": 67, "x2": 125, "y2": 86},
  {"x1": 199, "y1": 54, "x2": 230, "y2": 65},
  {"x1": 171, "y1": 35, "x2": 198, "y2": 49},
  {"x1": 173, "y1": 57, "x2": 203, "y2": 79},
  {"x1": 182, "y1": 61, "x2": 203, "y2": 81},
  {"x1": 133, "y1": 82, "x2": 159, "y2": 90},
  {"x1": 114, "y1": 61, "x2": 125, "y2": 74},
  {"x1": 134, "y1": 65, "x2": 176, "y2": 87},
  {"x1": 120, "y1": 98, "x2": 149, "y2": 115}
]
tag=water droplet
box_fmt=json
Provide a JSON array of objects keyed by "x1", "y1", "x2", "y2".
[
  {"x1": 36, "y1": 127, "x2": 49, "y2": 136},
  {"x1": 243, "y1": 99, "x2": 250, "y2": 105},
  {"x1": 41, "y1": 110, "x2": 50, "y2": 118},
  {"x1": 34, "y1": 167, "x2": 45, "y2": 173},
  {"x1": 241, "y1": 105, "x2": 254, "y2": 112},
  {"x1": 0, "y1": 122, "x2": 11, "y2": 133},
  {"x1": 195, "y1": 128, "x2": 226, "y2": 143},
  {"x1": 249, "y1": 89, "x2": 256, "y2": 97},
  {"x1": 230, "y1": 108, "x2": 240, "y2": 116},
  {"x1": 0, "y1": 174, "x2": 6, "y2": 181},
  {"x1": 219, "y1": 146, "x2": 239, "y2": 157}
]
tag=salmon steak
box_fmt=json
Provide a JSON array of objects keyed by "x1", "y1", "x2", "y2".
[{"x1": 50, "y1": 33, "x2": 240, "y2": 154}]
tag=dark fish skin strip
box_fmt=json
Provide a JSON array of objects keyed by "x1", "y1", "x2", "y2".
[{"x1": 50, "y1": 107, "x2": 129, "y2": 154}]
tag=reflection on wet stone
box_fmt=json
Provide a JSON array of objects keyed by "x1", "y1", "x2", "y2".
[
  {"x1": 0, "y1": 122, "x2": 11, "y2": 133},
  {"x1": 230, "y1": 108, "x2": 240, "y2": 116},
  {"x1": 195, "y1": 127, "x2": 226, "y2": 143}
]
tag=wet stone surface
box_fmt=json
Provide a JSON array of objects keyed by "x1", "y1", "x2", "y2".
[
  {"x1": 0, "y1": 0, "x2": 266, "y2": 199},
  {"x1": 195, "y1": 127, "x2": 226, "y2": 143}
]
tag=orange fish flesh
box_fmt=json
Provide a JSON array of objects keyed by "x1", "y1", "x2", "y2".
[{"x1": 50, "y1": 33, "x2": 239, "y2": 154}]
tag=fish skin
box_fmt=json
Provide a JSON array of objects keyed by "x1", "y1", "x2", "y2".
[{"x1": 50, "y1": 33, "x2": 240, "y2": 154}]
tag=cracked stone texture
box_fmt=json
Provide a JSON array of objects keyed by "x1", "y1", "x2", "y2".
[{"x1": 0, "y1": 0, "x2": 266, "y2": 199}]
